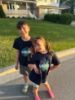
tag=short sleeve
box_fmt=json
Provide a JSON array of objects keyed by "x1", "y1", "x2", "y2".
[
  {"x1": 52, "y1": 53, "x2": 60, "y2": 65},
  {"x1": 13, "y1": 39, "x2": 20, "y2": 50}
]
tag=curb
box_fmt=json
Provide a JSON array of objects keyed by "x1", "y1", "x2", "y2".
[
  {"x1": 56, "y1": 48, "x2": 75, "y2": 58},
  {"x1": 0, "y1": 48, "x2": 75, "y2": 84}
]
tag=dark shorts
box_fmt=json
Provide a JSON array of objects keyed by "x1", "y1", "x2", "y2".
[
  {"x1": 29, "y1": 71, "x2": 47, "y2": 85},
  {"x1": 20, "y1": 65, "x2": 30, "y2": 76}
]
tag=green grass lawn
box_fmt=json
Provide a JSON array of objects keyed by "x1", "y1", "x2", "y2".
[{"x1": 0, "y1": 18, "x2": 75, "y2": 68}]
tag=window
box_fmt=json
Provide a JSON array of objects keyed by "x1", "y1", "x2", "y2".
[
  {"x1": 57, "y1": 0, "x2": 59, "y2": 3},
  {"x1": 44, "y1": 0, "x2": 47, "y2": 2},
  {"x1": 50, "y1": 0, "x2": 54, "y2": 3}
]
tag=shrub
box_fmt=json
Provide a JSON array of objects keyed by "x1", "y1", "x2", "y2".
[
  {"x1": 0, "y1": 5, "x2": 6, "y2": 18},
  {"x1": 44, "y1": 13, "x2": 74, "y2": 25}
]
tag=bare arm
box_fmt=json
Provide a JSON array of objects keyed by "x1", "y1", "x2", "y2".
[
  {"x1": 49, "y1": 64, "x2": 60, "y2": 71},
  {"x1": 28, "y1": 64, "x2": 40, "y2": 74},
  {"x1": 15, "y1": 50, "x2": 19, "y2": 70}
]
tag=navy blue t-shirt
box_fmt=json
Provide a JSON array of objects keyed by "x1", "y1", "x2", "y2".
[
  {"x1": 13, "y1": 37, "x2": 32, "y2": 67},
  {"x1": 28, "y1": 51, "x2": 60, "y2": 85}
]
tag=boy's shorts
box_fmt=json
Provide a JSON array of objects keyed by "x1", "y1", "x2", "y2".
[{"x1": 20, "y1": 65, "x2": 30, "y2": 76}]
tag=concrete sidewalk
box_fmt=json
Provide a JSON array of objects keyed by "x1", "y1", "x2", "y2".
[{"x1": 0, "y1": 48, "x2": 75, "y2": 85}]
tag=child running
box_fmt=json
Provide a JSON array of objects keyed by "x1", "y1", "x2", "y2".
[
  {"x1": 13, "y1": 20, "x2": 32, "y2": 93},
  {"x1": 28, "y1": 37, "x2": 60, "y2": 100}
]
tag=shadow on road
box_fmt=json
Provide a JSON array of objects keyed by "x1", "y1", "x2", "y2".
[{"x1": 0, "y1": 84, "x2": 50, "y2": 100}]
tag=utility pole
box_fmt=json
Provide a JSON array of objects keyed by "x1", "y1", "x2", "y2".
[{"x1": 0, "y1": 0, "x2": 2, "y2": 5}]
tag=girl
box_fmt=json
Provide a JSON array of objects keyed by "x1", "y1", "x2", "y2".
[{"x1": 28, "y1": 37, "x2": 60, "y2": 100}]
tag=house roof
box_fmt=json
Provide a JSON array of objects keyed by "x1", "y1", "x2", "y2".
[
  {"x1": 60, "y1": 5, "x2": 70, "y2": 10},
  {"x1": 37, "y1": 5, "x2": 70, "y2": 10},
  {"x1": 2, "y1": 0, "x2": 36, "y2": 3}
]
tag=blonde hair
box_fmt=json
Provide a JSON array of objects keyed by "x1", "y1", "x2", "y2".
[{"x1": 34, "y1": 36, "x2": 52, "y2": 53}]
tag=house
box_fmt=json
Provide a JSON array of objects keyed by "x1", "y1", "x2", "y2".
[
  {"x1": 60, "y1": 0, "x2": 75, "y2": 15},
  {"x1": 0, "y1": 0, "x2": 2, "y2": 5},
  {"x1": 1, "y1": 0, "x2": 61, "y2": 19}
]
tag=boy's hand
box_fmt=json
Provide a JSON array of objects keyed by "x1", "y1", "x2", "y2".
[{"x1": 15, "y1": 64, "x2": 19, "y2": 70}]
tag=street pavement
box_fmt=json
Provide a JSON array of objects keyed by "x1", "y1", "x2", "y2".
[{"x1": 0, "y1": 54, "x2": 75, "y2": 100}]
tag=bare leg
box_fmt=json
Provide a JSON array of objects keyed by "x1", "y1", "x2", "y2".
[
  {"x1": 23, "y1": 74, "x2": 29, "y2": 83},
  {"x1": 44, "y1": 81, "x2": 54, "y2": 98},
  {"x1": 33, "y1": 87, "x2": 41, "y2": 100},
  {"x1": 22, "y1": 74, "x2": 29, "y2": 93}
]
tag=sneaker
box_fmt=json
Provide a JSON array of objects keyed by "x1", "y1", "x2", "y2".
[
  {"x1": 48, "y1": 90, "x2": 55, "y2": 99},
  {"x1": 22, "y1": 84, "x2": 29, "y2": 93},
  {"x1": 35, "y1": 96, "x2": 41, "y2": 100}
]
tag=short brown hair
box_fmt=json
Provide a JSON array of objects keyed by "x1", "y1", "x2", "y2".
[{"x1": 17, "y1": 20, "x2": 29, "y2": 30}]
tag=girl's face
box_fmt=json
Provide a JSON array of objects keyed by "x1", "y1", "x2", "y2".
[{"x1": 35, "y1": 39, "x2": 46, "y2": 52}]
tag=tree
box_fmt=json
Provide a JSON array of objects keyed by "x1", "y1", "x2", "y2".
[
  {"x1": 70, "y1": 0, "x2": 74, "y2": 14},
  {"x1": 0, "y1": 5, "x2": 6, "y2": 18},
  {"x1": 60, "y1": 0, "x2": 75, "y2": 15},
  {"x1": 60, "y1": 0, "x2": 67, "y2": 3}
]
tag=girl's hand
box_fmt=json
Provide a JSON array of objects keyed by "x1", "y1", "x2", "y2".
[
  {"x1": 28, "y1": 64, "x2": 40, "y2": 74},
  {"x1": 33, "y1": 64, "x2": 40, "y2": 74}
]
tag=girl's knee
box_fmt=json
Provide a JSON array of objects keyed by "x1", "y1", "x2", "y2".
[{"x1": 44, "y1": 81, "x2": 48, "y2": 85}]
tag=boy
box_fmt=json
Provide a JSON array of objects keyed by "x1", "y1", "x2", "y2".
[{"x1": 13, "y1": 20, "x2": 32, "y2": 93}]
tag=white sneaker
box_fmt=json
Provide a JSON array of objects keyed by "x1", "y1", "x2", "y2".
[{"x1": 22, "y1": 84, "x2": 29, "y2": 93}]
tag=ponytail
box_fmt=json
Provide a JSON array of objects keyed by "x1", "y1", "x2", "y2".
[{"x1": 46, "y1": 40, "x2": 52, "y2": 53}]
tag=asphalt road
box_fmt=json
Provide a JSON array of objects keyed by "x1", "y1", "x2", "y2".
[{"x1": 0, "y1": 54, "x2": 75, "y2": 100}]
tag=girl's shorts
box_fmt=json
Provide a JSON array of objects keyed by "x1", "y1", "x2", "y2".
[{"x1": 31, "y1": 81, "x2": 47, "y2": 88}]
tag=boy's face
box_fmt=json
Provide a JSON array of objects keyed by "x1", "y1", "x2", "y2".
[{"x1": 19, "y1": 24, "x2": 30, "y2": 36}]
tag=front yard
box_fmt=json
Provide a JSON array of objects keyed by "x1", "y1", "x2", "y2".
[{"x1": 0, "y1": 18, "x2": 75, "y2": 68}]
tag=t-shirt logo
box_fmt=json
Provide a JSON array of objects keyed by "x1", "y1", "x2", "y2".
[
  {"x1": 21, "y1": 48, "x2": 31, "y2": 57},
  {"x1": 39, "y1": 58, "x2": 49, "y2": 72}
]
